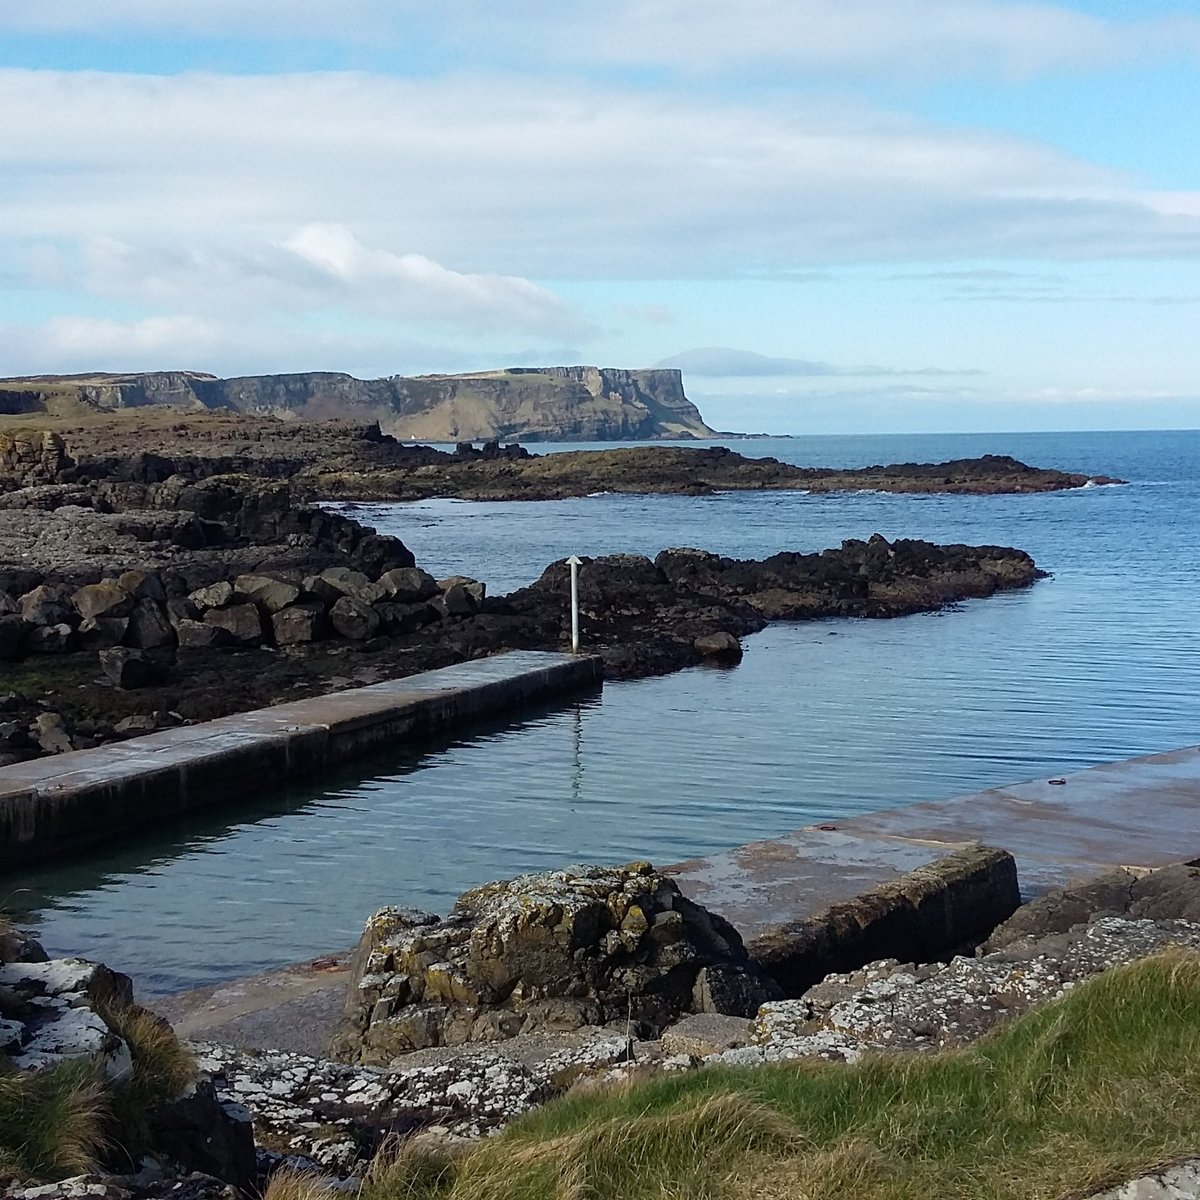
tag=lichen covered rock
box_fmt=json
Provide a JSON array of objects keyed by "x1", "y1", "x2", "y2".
[{"x1": 331, "y1": 862, "x2": 781, "y2": 1065}]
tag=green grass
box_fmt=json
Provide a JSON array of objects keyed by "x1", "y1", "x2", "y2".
[
  {"x1": 0, "y1": 1059, "x2": 108, "y2": 1184},
  {"x1": 274, "y1": 952, "x2": 1200, "y2": 1200}
]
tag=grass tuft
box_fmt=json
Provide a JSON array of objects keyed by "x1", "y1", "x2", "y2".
[
  {"x1": 0, "y1": 1058, "x2": 108, "y2": 1184},
  {"x1": 95, "y1": 1000, "x2": 198, "y2": 1165}
]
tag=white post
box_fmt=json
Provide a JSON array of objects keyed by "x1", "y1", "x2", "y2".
[{"x1": 567, "y1": 554, "x2": 582, "y2": 653}]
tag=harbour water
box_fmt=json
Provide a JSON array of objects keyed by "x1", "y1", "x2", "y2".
[{"x1": 6, "y1": 429, "x2": 1200, "y2": 995}]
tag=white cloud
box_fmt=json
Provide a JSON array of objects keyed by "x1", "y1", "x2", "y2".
[
  {"x1": 0, "y1": 313, "x2": 534, "y2": 378},
  {"x1": 60, "y1": 227, "x2": 592, "y2": 338},
  {"x1": 1, "y1": 69, "x2": 1198, "y2": 282},
  {"x1": 3, "y1": 1, "x2": 1200, "y2": 81}
]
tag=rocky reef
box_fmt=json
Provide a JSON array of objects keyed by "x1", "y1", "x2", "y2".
[{"x1": 0, "y1": 524, "x2": 1043, "y2": 761}]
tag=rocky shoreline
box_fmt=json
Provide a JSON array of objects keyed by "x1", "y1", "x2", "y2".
[
  {"x1": 0, "y1": 429, "x2": 1051, "y2": 763},
  {"x1": 7, "y1": 850, "x2": 1200, "y2": 1197}
]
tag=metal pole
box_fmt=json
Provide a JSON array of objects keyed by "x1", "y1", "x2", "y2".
[{"x1": 567, "y1": 554, "x2": 582, "y2": 653}]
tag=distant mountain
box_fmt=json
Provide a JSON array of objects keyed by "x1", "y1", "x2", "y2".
[{"x1": 0, "y1": 366, "x2": 716, "y2": 442}]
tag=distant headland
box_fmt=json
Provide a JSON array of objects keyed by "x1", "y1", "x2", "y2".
[{"x1": 0, "y1": 365, "x2": 717, "y2": 443}]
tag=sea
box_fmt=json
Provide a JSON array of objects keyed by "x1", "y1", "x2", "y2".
[{"x1": 6, "y1": 429, "x2": 1200, "y2": 995}]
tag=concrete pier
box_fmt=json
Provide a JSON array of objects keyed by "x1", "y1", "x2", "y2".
[
  {"x1": 0, "y1": 650, "x2": 601, "y2": 869},
  {"x1": 667, "y1": 743, "x2": 1200, "y2": 938}
]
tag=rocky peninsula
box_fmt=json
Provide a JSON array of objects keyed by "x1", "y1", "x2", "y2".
[{"x1": 0, "y1": 410, "x2": 1120, "y2": 502}]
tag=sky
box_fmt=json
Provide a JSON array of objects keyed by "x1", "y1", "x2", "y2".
[{"x1": 1, "y1": 1, "x2": 1199, "y2": 434}]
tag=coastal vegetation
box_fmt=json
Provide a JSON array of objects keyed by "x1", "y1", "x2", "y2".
[
  {"x1": 270, "y1": 952, "x2": 1200, "y2": 1200},
  {"x1": 0, "y1": 998, "x2": 196, "y2": 1183}
]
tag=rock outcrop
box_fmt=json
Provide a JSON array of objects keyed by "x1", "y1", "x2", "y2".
[
  {"x1": 734, "y1": 915, "x2": 1200, "y2": 1066},
  {"x1": 0, "y1": 928, "x2": 255, "y2": 1194},
  {"x1": 330, "y1": 862, "x2": 781, "y2": 1065}
]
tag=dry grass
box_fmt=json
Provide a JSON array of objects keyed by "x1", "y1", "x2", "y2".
[
  {"x1": 290, "y1": 952, "x2": 1200, "y2": 1200},
  {"x1": 0, "y1": 1059, "x2": 108, "y2": 1184},
  {"x1": 96, "y1": 1000, "x2": 197, "y2": 1164}
]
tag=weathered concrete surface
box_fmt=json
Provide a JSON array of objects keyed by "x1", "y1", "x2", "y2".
[
  {"x1": 746, "y1": 845, "x2": 1019, "y2": 995},
  {"x1": 153, "y1": 956, "x2": 353, "y2": 1058},
  {"x1": 0, "y1": 650, "x2": 601, "y2": 868},
  {"x1": 668, "y1": 744, "x2": 1200, "y2": 940}
]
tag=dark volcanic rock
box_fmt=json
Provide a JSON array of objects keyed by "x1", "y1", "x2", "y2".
[
  {"x1": 99, "y1": 647, "x2": 169, "y2": 689},
  {"x1": 0, "y1": 613, "x2": 26, "y2": 660},
  {"x1": 126, "y1": 598, "x2": 175, "y2": 649},
  {"x1": 203, "y1": 603, "x2": 263, "y2": 645},
  {"x1": 271, "y1": 601, "x2": 324, "y2": 645},
  {"x1": 328, "y1": 595, "x2": 381, "y2": 640}
]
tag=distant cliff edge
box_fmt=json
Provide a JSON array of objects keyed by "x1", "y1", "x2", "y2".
[{"x1": 0, "y1": 366, "x2": 716, "y2": 442}]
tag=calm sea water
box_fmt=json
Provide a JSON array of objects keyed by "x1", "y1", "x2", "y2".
[{"x1": 6, "y1": 429, "x2": 1200, "y2": 995}]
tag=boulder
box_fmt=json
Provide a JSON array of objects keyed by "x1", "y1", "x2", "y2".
[
  {"x1": 305, "y1": 566, "x2": 383, "y2": 606},
  {"x1": 203, "y1": 603, "x2": 263, "y2": 645},
  {"x1": 27, "y1": 622, "x2": 73, "y2": 654},
  {"x1": 331, "y1": 862, "x2": 781, "y2": 1065},
  {"x1": 143, "y1": 1078, "x2": 257, "y2": 1192},
  {"x1": 0, "y1": 589, "x2": 18, "y2": 615},
  {"x1": 99, "y1": 647, "x2": 168, "y2": 690},
  {"x1": 234, "y1": 573, "x2": 301, "y2": 614},
  {"x1": 32, "y1": 711, "x2": 75, "y2": 755},
  {"x1": 77, "y1": 616, "x2": 130, "y2": 649},
  {"x1": 439, "y1": 583, "x2": 478, "y2": 616},
  {"x1": 0, "y1": 613, "x2": 27, "y2": 660},
  {"x1": 19, "y1": 583, "x2": 75, "y2": 628},
  {"x1": 0, "y1": 720, "x2": 30, "y2": 753},
  {"x1": 117, "y1": 569, "x2": 166, "y2": 603},
  {"x1": 189, "y1": 580, "x2": 235, "y2": 611},
  {"x1": 166, "y1": 596, "x2": 201, "y2": 628},
  {"x1": 125, "y1": 598, "x2": 176, "y2": 649},
  {"x1": 747, "y1": 845, "x2": 1020, "y2": 996},
  {"x1": 661, "y1": 1013, "x2": 753, "y2": 1058},
  {"x1": 378, "y1": 567, "x2": 440, "y2": 602},
  {"x1": 272, "y1": 601, "x2": 324, "y2": 645},
  {"x1": 693, "y1": 631, "x2": 743, "y2": 661},
  {"x1": 438, "y1": 575, "x2": 486, "y2": 603},
  {"x1": 328, "y1": 595, "x2": 381, "y2": 641},
  {"x1": 72, "y1": 580, "x2": 134, "y2": 621},
  {"x1": 175, "y1": 619, "x2": 230, "y2": 649},
  {"x1": 374, "y1": 600, "x2": 440, "y2": 634},
  {"x1": 983, "y1": 861, "x2": 1200, "y2": 952}
]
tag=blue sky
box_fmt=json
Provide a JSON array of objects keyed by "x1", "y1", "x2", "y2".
[{"x1": 1, "y1": 0, "x2": 1198, "y2": 434}]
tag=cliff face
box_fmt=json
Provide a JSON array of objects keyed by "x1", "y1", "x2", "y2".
[{"x1": 2, "y1": 367, "x2": 714, "y2": 441}]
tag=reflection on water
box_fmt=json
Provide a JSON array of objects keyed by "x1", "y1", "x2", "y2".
[{"x1": 7, "y1": 430, "x2": 1200, "y2": 995}]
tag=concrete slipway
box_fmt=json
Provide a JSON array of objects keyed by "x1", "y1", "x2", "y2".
[
  {"x1": 0, "y1": 650, "x2": 602, "y2": 870},
  {"x1": 157, "y1": 741, "x2": 1200, "y2": 1052}
]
